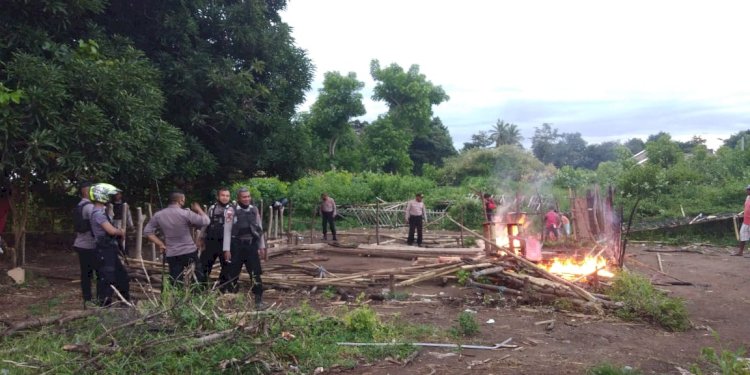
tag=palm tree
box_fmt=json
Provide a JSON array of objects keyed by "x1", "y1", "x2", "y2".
[{"x1": 489, "y1": 120, "x2": 523, "y2": 147}]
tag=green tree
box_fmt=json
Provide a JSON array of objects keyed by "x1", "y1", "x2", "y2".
[
  {"x1": 308, "y1": 71, "x2": 366, "y2": 168},
  {"x1": 645, "y1": 134, "x2": 683, "y2": 168},
  {"x1": 531, "y1": 123, "x2": 559, "y2": 164},
  {"x1": 370, "y1": 59, "x2": 450, "y2": 173},
  {"x1": 1, "y1": 38, "x2": 186, "y2": 264},
  {"x1": 624, "y1": 137, "x2": 646, "y2": 154},
  {"x1": 409, "y1": 117, "x2": 457, "y2": 175},
  {"x1": 489, "y1": 119, "x2": 523, "y2": 147},
  {"x1": 462, "y1": 131, "x2": 494, "y2": 151},
  {"x1": 99, "y1": 0, "x2": 314, "y2": 184},
  {"x1": 362, "y1": 117, "x2": 413, "y2": 174}
]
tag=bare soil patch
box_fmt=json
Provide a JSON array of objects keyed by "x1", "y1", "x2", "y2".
[{"x1": 1, "y1": 231, "x2": 748, "y2": 374}]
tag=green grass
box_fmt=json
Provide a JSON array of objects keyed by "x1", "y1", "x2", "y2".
[
  {"x1": 450, "y1": 311, "x2": 480, "y2": 337},
  {"x1": 607, "y1": 271, "x2": 690, "y2": 332},
  {"x1": 0, "y1": 287, "x2": 445, "y2": 374},
  {"x1": 691, "y1": 333, "x2": 750, "y2": 375},
  {"x1": 587, "y1": 362, "x2": 642, "y2": 375}
]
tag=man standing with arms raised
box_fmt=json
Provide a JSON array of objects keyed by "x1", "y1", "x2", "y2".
[
  {"x1": 405, "y1": 193, "x2": 427, "y2": 247},
  {"x1": 144, "y1": 191, "x2": 209, "y2": 284}
]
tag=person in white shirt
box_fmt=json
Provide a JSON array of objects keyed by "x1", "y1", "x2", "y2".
[{"x1": 404, "y1": 193, "x2": 427, "y2": 246}]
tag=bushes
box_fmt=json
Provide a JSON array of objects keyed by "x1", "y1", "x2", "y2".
[{"x1": 607, "y1": 271, "x2": 690, "y2": 332}]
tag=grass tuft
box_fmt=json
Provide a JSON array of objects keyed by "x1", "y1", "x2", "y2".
[{"x1": 607, "y1": 271, "x2": 690, "y2": 331}]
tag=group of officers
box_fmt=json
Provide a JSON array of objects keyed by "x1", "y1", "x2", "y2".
[{"x1": 73, "y1": 182, "x2": 267, "y2": 310}]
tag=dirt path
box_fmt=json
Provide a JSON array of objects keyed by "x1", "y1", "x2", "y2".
[{"x1": 1, "y1": 240, "x2": 748, "y2": 374}]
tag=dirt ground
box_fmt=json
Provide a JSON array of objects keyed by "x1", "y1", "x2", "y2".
[{"x1": 1, "y1": 230, "x2": 749, "y2": 375}]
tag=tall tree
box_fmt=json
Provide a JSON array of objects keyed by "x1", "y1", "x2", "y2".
[
  {"x1": 531, "y1": 123, "x2": 560, "y2": 165},
  {"x1": 462, "y1": 131, "x2": 494, "y2": 151},
  {"x1": 1, "y1": 36, "x2": 186, "y2": 264},
  {"x1": 98, "y1": 0, "x2": 314, "y2": 184},
  {"x1": 362, "y1": 117, "x2": 413, "y2": 174},
  {"x1": 308, "y1": 71, "x2": 366, "y2": 168},
  {"x1": 489, "y1": 119, "x2": 523, "y2": 147},
  {"x1": 409, "y1": 117, "x2": 457, "y2": 175},
  {"x1": 369, "y1": 59, "x2": 450, "y2": 173}
]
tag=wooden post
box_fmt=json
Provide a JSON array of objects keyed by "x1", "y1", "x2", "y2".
[
  {"x1": 287, "y1": 199, "x2": 293, "y2": 244},
  {"x1": 135, "y1": 207, "x2": 144, "y2": 259},
  {"x1": 309, "y1": 208, "x2": 316, "y2": 244},
  {"x1": 121, "y1": 203, "x2": 129, "y2": 250},
  {"x1": 459, "y1": 205, "x2": 465, "y2": 247},
  {"x1": 147, "y1": 203, "x2": 156, "y2": 261},
  {"x1": 376, "y1": 200, "x2": 380, "y2": 245},
  {"x1": 267, "y1": 206, "x2": 274, "y2": 240},
  {"x1": 279, "y1": 207, "x2": 285, "y2": 240}
]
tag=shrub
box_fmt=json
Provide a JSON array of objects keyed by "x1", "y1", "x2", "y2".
[
  {"x1": 607, "y1": 271, "x2": 690, "y2": 331},
  {"x1": 342, "y1": 306, "x2": 381, "y2": 339},
  {"x1": 230, "y1": 177, "x2": 288, "y2": 207},
  {"x1": 452, "y1": 311, "x2": 479, "y2": 337}
]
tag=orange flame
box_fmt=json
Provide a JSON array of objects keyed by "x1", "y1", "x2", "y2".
[{"x1": 540, "y1": 256, "x2": 615, "y2": 280}]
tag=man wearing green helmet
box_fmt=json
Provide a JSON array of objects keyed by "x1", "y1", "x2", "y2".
[{"x1": 89, "y1": 183, "x2": 130, "y2": 306}]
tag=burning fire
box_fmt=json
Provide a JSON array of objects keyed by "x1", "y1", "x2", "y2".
[{"x1": 540, "y1": 256, "x2": 615, "y2": 281}]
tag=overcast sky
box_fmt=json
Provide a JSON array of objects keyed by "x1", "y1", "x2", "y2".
[{"x1": 280, "y1": 0, "x2": 750, "y2": 151}]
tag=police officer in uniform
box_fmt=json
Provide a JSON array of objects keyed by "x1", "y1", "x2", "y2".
[
  {"x1": 198, "y1": 187, "x2": 232, "y2": 287},
  {"x1": 144, "y1": 191, "x2": 209, "y2": 284},
  {"x1": 223, "y1": 187, "x2": 267, "y2": 309},
  {"x1": 89, "y1": 183, "x2": 130, "y2": 306},
  {"x1": 72, "y1": 180, "x2": 99, "y2": 307}
]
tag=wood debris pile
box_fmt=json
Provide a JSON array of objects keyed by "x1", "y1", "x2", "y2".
[{"x1": 126, "y1": 235, "x2": 619, "y2": 313}]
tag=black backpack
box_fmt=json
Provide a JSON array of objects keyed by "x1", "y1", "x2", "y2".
[{"x1": 73, "y1": 201, "x2": 93, "y2": 233}]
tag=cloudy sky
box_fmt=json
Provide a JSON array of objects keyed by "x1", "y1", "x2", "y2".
[{"x1": 280, "y1": 0, "x2": 750, "y2": 150}]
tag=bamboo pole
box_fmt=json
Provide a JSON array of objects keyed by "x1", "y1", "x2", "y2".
[
  {"x1": 376, "y1": 200, "x2": 380, "y2": 245},
  {"x1": 135, "y1": 207, "x2": 144, "y2": 259},
  {"x1": 267, "y1": 205, "x2": 273, "y2": 240},
  {"x1": 287, "y1": 199, "x2": 293, "y2": 244},
  {"x1": 445, "y1": 215, "x2": 600, "y2": 304},
  {"x1": 309, "y1": 208, "x2": 315, "y2": 244},
  {"x1": 147, "y1": 203, "x2": 156, "y2": 260}
]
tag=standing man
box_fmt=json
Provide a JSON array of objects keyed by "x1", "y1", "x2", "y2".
[
  {"x1": 72, "y1": 180, "x2": 99, "y2": 308},
  {"x1": 734, "y1": 185, "x2": 750, "y2": 256},
  {"x1": 144, "y1": 191, "x2": 209, "y2": 284},
  {"x1": 483, "y1": 193, "x2": 496, "y2": 222},
  {"x1": 198, "y1": 187, "x2": 232, "y2": 287},
  {"x1": 223, "y1": 187, "x2": 267, "y2": 309},
  {"x1": 543, "y1": 208, "x2": 560, "y2": 242},
  {"x1": 560, "y1": 213, "x2": 571, "y2": 239},
  {"x1": 89, "y1": 183, "x2": 129, "y2": 306},
  {"x1": 405, "y1": 193, "x2": 427, "y2": 247},
  {"x1": 110, "y1": 192, "x2": 134, "y2": 230},
  {"x1": 320, "y1": 193, "x2": 337, "y2": 241}
]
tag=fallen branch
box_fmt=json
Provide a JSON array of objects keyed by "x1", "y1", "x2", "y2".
[{"x1": 2, "y1": 310, "x2": 99, "y2": 337}]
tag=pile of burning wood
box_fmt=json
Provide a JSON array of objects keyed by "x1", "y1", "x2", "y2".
[{"x1": 125, "y1": 236, "x2": 621, "y2": 314}]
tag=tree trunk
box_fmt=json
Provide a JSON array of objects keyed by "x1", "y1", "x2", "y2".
[{"x1": 9, "y1": 175, "x2": 31, "y2": 267}]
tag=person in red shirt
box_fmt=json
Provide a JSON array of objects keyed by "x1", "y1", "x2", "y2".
[
  {"x1": 733, "y1": 185, "x2": 750, "y2": 256},
  {"x1": 543, "y1": 208, "x2": 560, "y2": 242}
]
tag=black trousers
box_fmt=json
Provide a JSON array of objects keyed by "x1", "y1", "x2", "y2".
[
  {"x1": 321, "y1": 211, "x2": 336, "y2": 239},
  {"x1": 199, "y1": 238, "x2": 229, "y2": 286},
  {"x1": 223, "y1": 238, "x2": 262, "y2": 296},
  {"x1": 166, "y1": 251, "x2": 202, "y2": 284},
  {"x1": 95, "y1": 239, "x2": 129, "y2": 306},
  {"x1": 74, "y1": 247, "x2": 100, "y2": 302},
  {"x1": 407, "y1": 215, "x2": 423, "y2": 245}
]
